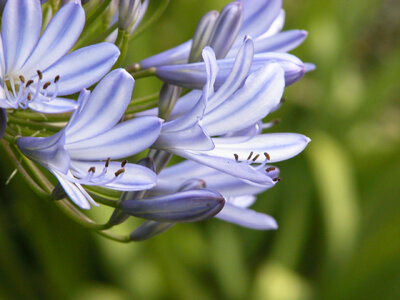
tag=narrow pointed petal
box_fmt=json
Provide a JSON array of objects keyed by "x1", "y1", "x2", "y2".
[
  {"x1": 252, "y1": 30, "x2": 308, "y2": 54},
  {"x1": 204, "y1": 63, "x2": 285, "y2": 136},
  {"x1": 70, "y1": 160, "x2": 157, "y2": 191},
  {"x1": 261, "y1": 9, "x2": 285, "y2": 38},
  {"x1": 216, "y1": 202, "x2": 278, "y2": 230},
  {"x1": 140, "y1": 40, "x2": 192, "y2": 69},
  {"x1": 156, "y1": 52, "x2": 304, "y2": 89},
  {"x1": 305, "y1": 63, "x2": 316, "y2": 72},
  {"x1": 40, "y1": 43, "x2": 120, "y2": 96},
  {"x1": 130, "y1": 220, "x2": 175, "y2": 241},
  {"x1": 120, "y1": 189, "x2": 225, "y2": 222},
  {"x1": 66, "y1": 69, "x2": 134, "y2": 143},
  {"x1": 66, "y1": 116, "x2": 163, "y2": 160},
  {"x1": 154, "y1": 123, "x2": 214, "y2": 151},
  {"x1": 173, "y1": 149, "x2": 275, "y2": 186},
  {"x1": 17, "y1": 132, "x2": 70, "y2": 173},
  {"x1": 206, "y1": 36, "x2": 254, "y2": 112},
  {"x1": 210, "y1": 133, "x2": 311, "y2": 163},
  {"x1": 28, "y1": 97, "x2": 77, "y2": 113},
  {"x1": 2, "y1": 0, "x2": 42, "y2": 72},
  {"x1": 52, "y1": 170, "x2": 92, "y2": 209},
  {"x1": 0, "y1": 108, "x2": 6, "y2": 140},
  {"x1": 20, "y1": 2, "x2": 85, "y2": 77}
]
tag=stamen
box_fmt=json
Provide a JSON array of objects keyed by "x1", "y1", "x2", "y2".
[
  {"x1": 115, "y1": 168, "x2": 125, "y2": 177},
  {"x1": 105, "y1": 157, "x2": 111, "y2": 167},
  {"x1": 26, "y1": 80, "x2": 33, "y2": 87},
  {"x1": 273, "y1": 177, "x2": 281, "y2": 182},
  {"x1": 27, "y1": 93, "x2": 32, "y2": 101},
  {"x1": 19, "y1": 75, "x2": 25, "y2": 83},
  {"x1": 247, "y1": 151, "x2": 253, "y2": 160},
  {"x1": 264, "y1": 152, "x2": 270, "y2": 161},
  {"x1": 43, "y1": 82, "x2": 51, "y2": 90},
  {"x1": 266, "y1": 167, "x2": 275, "y2": 172},
  {"x1": 234, "y1": 153, "x2": 239, "y2": 162},
  {"x1": 121, "y1": 160, "x2": 128, "y2": 167},
  {"x1": 252, "y1": 154, "x2": 260, "y2": 162},
  {"x1": 88, "y1": 167, "x2": 96, "y2": 173},
  {"x1": 54, "y1": 75, "x2": 60, "y2": 83},
  {"x1": 37, "y1": 70, "x2": 43, "y2": 80}
]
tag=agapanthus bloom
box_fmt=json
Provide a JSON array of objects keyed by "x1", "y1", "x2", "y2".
[
  {"x1": 0, "y1": 0, "x2": 119, "y2": 113},
  {"x1": 146, "y1": 41, "x2": 310, "y2": 186},
  {"x1": 17, "y1": 69, "x2": 163, "y2": 209}
]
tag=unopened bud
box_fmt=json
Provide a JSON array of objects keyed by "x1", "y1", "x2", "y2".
[
  {"x1": 118, "y1": 0, "x2": 147, "y2": 32},
  {"x1": 158, "y1": 83, "x2": 181, "y2": 120},
  {"x1": 130, "y1": 220, "x2": 174, "y2": 241}
]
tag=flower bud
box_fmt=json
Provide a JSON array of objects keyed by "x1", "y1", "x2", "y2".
[
  {"x1": 118, "y1": 0, "x2": 147, "y2": 32},
  {"x1": 130, "y1": 220, "x2": 174, "y2": 241},
  {"x1": 158, "y1": 83, "x2": 182, "y2": 120}
]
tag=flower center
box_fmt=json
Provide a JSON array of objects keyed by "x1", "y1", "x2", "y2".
[{"x1": 1, "y1": 70, "x2": 60, "y2": 109}]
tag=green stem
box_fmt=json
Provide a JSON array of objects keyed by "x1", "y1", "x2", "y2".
[
  {"x1": 7, "y1": 115, "x2": 63, "y2": 132},
  {"x1": 130, "y1": 67, "x2": 156, "y2": 79},
  {"x1": 115, "y1": 29, "x2": 130, "y2": 67},
  {"x1": 96, "y1": 230, "x2": 132, "y2": 243}
]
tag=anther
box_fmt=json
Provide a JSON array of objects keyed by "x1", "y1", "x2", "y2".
[
  {"x1": 247, "y1": 151, "x2": 253, "y2": 160},
  {"x1": 264, "y1": 152, "x2": 270, "y2": 161},
  {"x1": 105, "y1": 157, "x2": 111, "y2": 167},
  {"x1": 252, "y1": 154, "x2": 260, "y2": 162},
  {"x1": 27, "y1": 93, "x2": 32, "y2": 101},
  {"x1": 36, "y1": 70, "x2": 43, "y2": 80},
  {"x1": 19, "y1": 75, "x2": 25, "y2": 83},
  {"x1": 26, "y1": 80, "x2": 33, "y2": 87},
  {"x1": 54, "y1": 75, "x2": 60, "y2": 83},
  {"x1": 266, "y1": 167, "x2": 276, "y2": 172},
  {"x1": 88, "y1": 167, "x2": 96, "y2": 173},
  {"x1": 273, "y1": 177, "x2": 281, "y2": 182},
  {"x1": 115, "y1": 168, "x2": 125, "y2": 177},
  {"x1": 234, "y1": 153, "x2": 239, "y2": 162},
  {"x1": 43, "y1": 82, "x2": 51, "y2": 90},
  {"x1": 121, "y1": 160, "x2": 128, "y2": 167},
  {"x1": 272, "y1": 119, "x2": 281, "y2": 124}
]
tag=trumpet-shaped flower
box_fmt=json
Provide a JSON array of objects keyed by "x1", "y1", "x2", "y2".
[
  {"x1": 148, "y1": 40, "x2": 310, "y2": 186},
  {"x1": 153, "y1": 160, "x2": 280, "y2": 230},
  {"x1": 0, "y1": 0, "x2": 120, "y2": 113},
  {"x1": 17, "y1": 69, "x2": 163, "y2": 209}
]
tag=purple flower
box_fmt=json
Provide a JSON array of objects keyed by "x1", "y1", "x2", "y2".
[
  {"x1": 17, "y1": 69, "x2": 163, "y2": 209},
  {"x1": 0, "y1": 0, "x2": 120, "y2": 113}
]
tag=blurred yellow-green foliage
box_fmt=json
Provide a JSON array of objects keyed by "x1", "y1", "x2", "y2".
[{"x1": 1, "y1": 0, "x2": 399, "y2": 299}]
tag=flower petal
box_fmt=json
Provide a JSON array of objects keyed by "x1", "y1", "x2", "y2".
[
  {"x1": 40, "y1": 43, "x2": 120, "y2": 96},
  {"x1": 216, "y1": 202, "x2": 278, "y2": 230},
  {"x1": 130, "y1": 220, "x2": 175, "y2": 241},
  {"x1": 66, "y1": 69, "x2": 134, "y2": 143},
  {"x1": 120, "y1": 189, "x2": 225, "y2": 223},
  {"x1": 28, "y1": 97, "x2": 77, "y2": 113},
  {"x1": 2, "y1": 0, "x2": 42, "y2": 73},
  {"x1": 252, "y1": 30, "x2": 308, "y2": 54},
  {"x1": 70, "y1": 160, "x2": 157, "y2": 191},
  {"x1": 210, "y1": 133, "x2": 311, "y2": 163},
  {"x1": 20, "y1": 2, "x2": 85, "y2": 77},
  {"x1": 66, "y1": 116, "x2": 163, "y2": 160},
  {"x1": 203, "y1": 63, "x2": 285, "y2": 136}
]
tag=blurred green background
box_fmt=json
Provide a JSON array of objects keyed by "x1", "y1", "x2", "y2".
[{"x1": 1, "y1": 0, "x2": 399, "y2": 299}]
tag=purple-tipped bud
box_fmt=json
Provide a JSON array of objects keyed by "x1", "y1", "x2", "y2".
[
  {"x1": 130, "y1": 220, "x2": 175, "y2": 241},
  {"x1": 0, "y1": 108, "x2": 7, "y2": 141},
  {"x1": 120, "y1": 189, "x2": 225, "y2": 222},
  {"x1": 158, "y1": 84, "x2": 182, "y2": 120},
  {"x1": 208, "y1": 2, "x2": 243, "y2": 59},
  {"x1": 188, "y1": 10, "x2": 219, "y2": 63},
  {"x1": 119, "y1": 0, "x2": 143, "y2": 31}
]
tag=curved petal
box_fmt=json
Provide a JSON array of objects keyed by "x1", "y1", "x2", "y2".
[
  {"x1": 210, "y1": 133, "x2": 311, "y2": 163},
  {"x1": 203, "y1": 63, "x2": 285, "y2": 136},
  {"x1": 28, "y1": 97, "x2": 77, "y2": 113},
  {"x1": 66, "y1": 69, "x2": 134, "y2": 143},
  {"x1": 252, "y1": 30, "x2": 308, "y2": 54},
  {"x1": 2, "y1": 0, "x2": 42, "y2": 73},
  {"x1": 40, "y1": 43, "x2": 120, "y2": 96},
  {"x1": 20, "y1": 2, "x2": 85, "y2": 77},
  {"x1": 216, "y1": 202, "x2": 278, "y2": 230},
  {"x1": 120, "y1": 189, "x2": 225, "y2": 223},
  {"x1": 70, "y1": 160, "x2": 157, "y2": 191},
  {"x1": 227, "y1": 195, "x2": 256, "y2": 208},
  {"x1": 66, "y1": 116, "x2": 163, "y2": 160}
]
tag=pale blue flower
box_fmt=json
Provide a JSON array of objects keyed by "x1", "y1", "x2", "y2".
[
  {"x1": 0, "y1": 0, "x2": 120, "y2": 113},
  {"x1": 145, "y1": 41, "x2": 310, "y2": 186},
  {"x1": 153, "y1": 160, "x2": 280, "y2": 230},
  {"x1": 17, "y1": 69, "x2": 163, "y2": 209},
  {"x1": 139, "y1": 0, "x2": 313, "y2": 87}
]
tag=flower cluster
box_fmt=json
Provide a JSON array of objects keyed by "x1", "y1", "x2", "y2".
[{"x1": 1, "y1": 0, "x2": 312, "y2": 242}]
